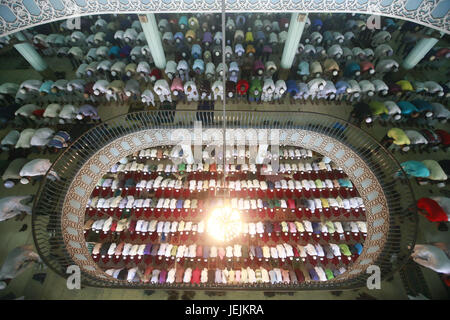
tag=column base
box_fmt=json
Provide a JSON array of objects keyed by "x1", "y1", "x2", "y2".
[
  {"x1": 278, "y1": 68, "x2": 290, "y2": 81},
  {"x1": 39, "y1": 68, "x2": 56, "y2": 80}
]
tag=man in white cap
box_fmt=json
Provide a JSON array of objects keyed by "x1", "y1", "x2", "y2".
[
  {"x1": 137, "y1": 61, "x2": 151, "y2": 82},
  {"x1": 165, "y1": 60, "x2": 177, "y2": 80},
  {"x1": 106, "y1": 80, "x2": 125, "y2": 103},
  {"x1": 14, "y1": 104, "x2": 40, "y2": 125},
  {"x1": 123, "y1": 28, "x2": 138, "y2": 44},
  {"x1": 70, "y1": 31, "x2": 86, "y2": 46},
  {"x1": 92, "y1": 79, "x2": 109, "y2": 103},
  {"x1": 205, "y1": 62, "x2": 216, "y2": 80},
  {"x1": 75, "y1": 63, "x2": 88, "y2": 79},
  {"x1": 411, "y1": 243, "x2": 450, "y2": 275},
  {"x1": 327, "y1": 44, "x2": 343, "y2": 60},
  {"x1": 376, "y1": 58, "x2": 399, "y2": 74},
  {"x1": 84, "y1": 47, "x2": 98, "y2": 64},
  {"x1": 177, "y1": 60, "x2": 190, "y2": 81},
  {"x1": 84, "y1": 61, "x2": 99, "y2": 79},
  {"x1": 359, "y1": 80, "x2": 375, "y2": 98},
  {"x1": 68, "y1": 46, "x2": 85, "y2": 68},
  {"x1": 1, "y1": 130, "x2": 20, "y2": 152},
  {"x1": 316, "y1": 81, "x2": 337, "y2": 101},
  {"x1": 15, "y1": 128, "x2": 36, "y2": 149},
  {"x1": 30, "y1": 128, "x2": 55, "y2": 152},
  {"x1": 273, "y1": 80, "x2": 287, "y2": 103},
  {"x1": 110, "y1": 61, "x2": 126, "y2": 79},
  {"x1": 96, "y1": 46, "x2": 109, "y2": 59},
  {"x1": 124, "y1": 79, "x2": 141, "y2": 102},
  {"x1": 154, "y1": 79, "x2": 172, "y2": 103},
  {"x1": 94, "y1": 31, "x2": 106, "y2": 45},
  {"x1": 211, "y1": 80, "x2": 223, "y2": 101},
  {"x1": 431, "y1": 102, "x2": 450, "y2": 123},
  {"x1": 130, "y1": 46, "x2": 143, "y2": 61},
  {"x1": 66, "y1": 79, "x2": 86, "y2": 103},
  {"x1": 307, "y1": 78, "x2": 326, "y2": 101},
  {"x1": 141, "y1": 89, "x2": 155, "y2": 107},
  {"x1": 423, "y1": 81, "x2": 445, "y2": 97},
  {"x1": 261, "y1": 78, "x2": 275, "y2": 102},
  {"x1": 346, "y1": 80, "x2": 362, "y2": 102},
  {"x1": 384, "y1": 101, "x2": 402, "y2": 121},
  {"x1": 77, "y1": 104, "x2": 100, "y2": 122},
  {"x1": 371, "y1": 30, "x2": 392, "y2": 47},
  {"x1": 97, "y1": 59, "x2": 113, "y2": 77},
  {"x1": 372, "y1": 79, "x2": 389, "y2": 96},
  {"x1": 58, "y1": 104, "x2": 79, "y2": 124},
  {"x1": 125, "y1": 63, "x2": 137, "y2": 79},
  {"x1": 43, "y1": 103, "x2": 62, "y2": 124},
  {"x1": 18, "y1": 80, "x2": 42, "y2": 97}
]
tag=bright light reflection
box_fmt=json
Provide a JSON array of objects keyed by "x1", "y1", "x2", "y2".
[{"x1": 207, "y1": 206, "x2": 242, "y2": 242}]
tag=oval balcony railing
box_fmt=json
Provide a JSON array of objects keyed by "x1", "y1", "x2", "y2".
[{"x1": 32, "y1": 110, "x2": 417, "y2": 290}]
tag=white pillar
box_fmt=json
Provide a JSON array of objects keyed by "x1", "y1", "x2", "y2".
[
  {"x1": 139, "y1": 14, "x2": 166, "y2": 69},
  {"x1": 14, "y1": 42, "x2": 48, "y2": 72},
  {"x1": 281, "y1": 13, "x2": 308, "y2": 70},
  {"x1": 402, "y1": 37, "x2": 439, "y2": 70}
]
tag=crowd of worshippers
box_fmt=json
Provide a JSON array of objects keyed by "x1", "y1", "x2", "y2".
[
  {"x1": 84, "y1": 144, "x2": 367, "y2": 285},
  {"x1": 0, "y1": 12, "x2": 448, "y2": 109},
  {"x1": 88, "y1": 241, "x2": 362, "y2": 284},
  {"x1": 378, "y1": 127, "x2": 449, "y2": 152},
  {"x1": 101, "y1": 264, "x2": 349, "y2": 284},
  {"x1": 349, "y1": 99, "x2": 449, "y2": 127}
]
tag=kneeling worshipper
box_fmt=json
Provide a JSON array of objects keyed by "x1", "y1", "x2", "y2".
[
  {"x1": 0, "y1": 195, "x2": 33, "y2": 222},
  {"x1": 15, "y1": 128, "x2": 36, "y2": 150},
  {"x1": 422, "y1": 160, "x2": 448, "y2": 187},
  {"x1": 397, "y1": 160, "x2": 430, "y2": 179},
  {"x1": 0, "y1": 245, "x2": 42, "y2": 290},
  {"x1": 411, "y1": 244, "x2": 450, "y2": 275},
  {"x1": 76, "y1": 104, "x2": 101, "y2": 122},
  {"x1": 1, "y1": 158, "x2": 28, "y2": 188},
  {"x1": 381, "y1": 127, "x2": 411, "y2": 151},
  {"x1": 43, "y1": 103, "x2": 62, "y2": 123},
  {"x1": 48, "y1": 131, "x2": 71, "y2": 150},
  {"x1": 14, "y1": 104, "x2": 41, "y2": 125},
  {"x1": 30, "y1": 127, "x2": 55, "y2": 152},
  {"x1": 1, "y1": 130, "x2": 20, "y2": 151},
  {"x1": 19, "y1": 158, "x2": 52, "y2": 185},
  {"x1": 404, "y1": 130, "x2": 428, "y2": 150},
  {"x1": 417, "y1": 197, "x2": 450, "y2": 230},
  {"x1": 58, "y1": 104, "x2": 79, "y2": 124}
]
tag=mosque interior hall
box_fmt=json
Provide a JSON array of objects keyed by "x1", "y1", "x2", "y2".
[{"x1": 0, "y1": 3, "x2": 449, "y2": 300}]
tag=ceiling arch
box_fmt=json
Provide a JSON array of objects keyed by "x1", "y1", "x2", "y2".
[{"x1": 0, "y1": 0, "x2": 448, "y2": 37}]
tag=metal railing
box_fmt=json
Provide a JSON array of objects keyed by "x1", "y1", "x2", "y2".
[{"x1": 32, "y1": 110, "x2": 417, "y2": 290}]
